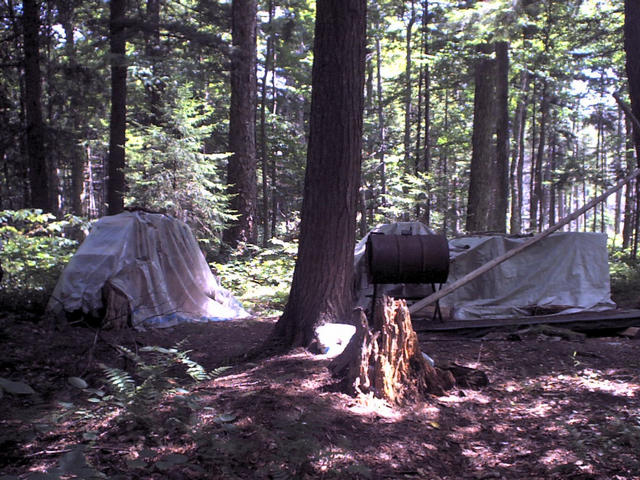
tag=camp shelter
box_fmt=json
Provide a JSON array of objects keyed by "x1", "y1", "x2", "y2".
[
  {"x1": 47, "y1": 211, "x2": 250, "y2": 329},
  {"x1": 354, "y1": 222, "x2": 616, "y2": 321}
]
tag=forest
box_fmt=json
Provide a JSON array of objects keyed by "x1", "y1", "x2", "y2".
[{"x1": 2, "y1": 0, "x2": 640, "y2": 479}]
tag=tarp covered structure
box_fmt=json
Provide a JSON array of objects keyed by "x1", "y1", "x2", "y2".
[
  {"x1": 47, "y1": 211, "x2": 250, "y2": 329},
  {"x1": 355, "y1": 222, "x2": 616, "y2": 320}
]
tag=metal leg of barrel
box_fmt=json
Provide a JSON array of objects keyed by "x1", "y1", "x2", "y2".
[
  {"x1": 431, "y1": 283, "x2": 444, "y2": 323},
  {"x1": 369, "y1": 283, "x2": 379, "y2": 326}
]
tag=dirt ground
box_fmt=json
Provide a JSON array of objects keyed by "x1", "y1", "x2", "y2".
[{"x1": 1, "y1": 311, "x2": 640, "y2": 480}]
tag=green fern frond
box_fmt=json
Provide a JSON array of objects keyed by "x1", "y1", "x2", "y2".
[
  {"x1": 173, "y1": 350, "x2": 211, "y2": 381},
  {"x1": 210, "y1": 366, "x2": 232, "y2": 378},
  {"x1": 115, "y1": 345, "x2": 143, "y2": 364},
  {"x1": 100, "y1": 364, "x2": 136, "y2": 397}
]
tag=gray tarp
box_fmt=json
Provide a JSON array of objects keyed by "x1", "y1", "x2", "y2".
[
  {"x1": 355, "y1": 222, "x2": 616, "y2": 320},
  {"x1": 47, "y1": 211, "x2": 250, "y2": 328}
]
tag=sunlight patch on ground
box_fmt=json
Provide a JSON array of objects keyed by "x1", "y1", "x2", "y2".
[
  {"x1": 528, "y1": 399, "x2": 554, "y2": 417},
  {"x1": 311, "y1": 446, "x2": 356, "y2": 473},
  {"x1": 540, "y1": 447, "x2": 579, "y2": 466},
  {"x1": 345, "y1": 394, "x2": 404, "y2": 419},
  {"x1": 437, "y1": 390, "x2": 493, "y2": 405},
  {"x1": 573, "y1": 368, "x2": 640, "y2": 397}
]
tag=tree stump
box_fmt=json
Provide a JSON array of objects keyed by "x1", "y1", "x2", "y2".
[
  {"x1": 330, "y1": 296, "x2": 453, "y2": 404},
  {"x1": 102, "y1": 283, "x2": 130, "y2": 329}
]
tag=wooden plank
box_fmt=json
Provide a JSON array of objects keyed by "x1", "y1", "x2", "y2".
[
  {"x1": 413, "y1": 309, "x2": 640, "y2": 333},
  {"x1": 408, "y1": 168, "x2": 640, "y2": 315}
]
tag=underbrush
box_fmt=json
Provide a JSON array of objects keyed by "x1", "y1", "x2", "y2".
[
  {"x1": 609, "y1": 249, "x2": 640, "y2": 308},
  {"x1": 0, "y1": 209, "x2": 87, "y2": 313},
  {"x1": 0, "y1": 209, "x2": 294, "y2": 318},
  {"x1": 211, "y1": 239, "x2": 296, "y2": 317}
]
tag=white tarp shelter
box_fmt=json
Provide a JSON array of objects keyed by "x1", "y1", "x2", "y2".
[
  {"x1": 47, "y1": 211, "x2": 250, "y2": 329},
  {"x1": 355, "y1": 222, "x2": 616, "y2": 321}
]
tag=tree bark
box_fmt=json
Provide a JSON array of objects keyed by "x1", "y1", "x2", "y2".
[
  {"x1": 269, "y1": 42, "x2": 278, "y2": 240},
  {"x1": 23, "y1": 0, "x2": 51, "y2": 212},
  {"x1": 491, "y1": 41, "x2": 509, "y2": 233},
  {"x1": 330, "y1": 298, "x2": 450, "y2": 404},
  {"x1": 59, "y1": 2, "x2": 84, "y2": 216},
  {"x1": 615, "y1": 108, "x2": 624, "y2": 239},
  {"x1": 107, "y1": 0, "x2": 127, "y2": 215},
  {"x1": 260, "y1": 0, "x2": 275, "y2": 246},
  {"x1": 145, "y1": 0, "x2": 162, "y2": 125},
  {"x1": 273, "y1": 0, "x2": 366, "y2": 348},
  {"x1": 223, "y1": 0, "x2": 258, "y2": 248},
  {"x1": 529, "y1": 82, "x2": 538, "y2": 231},
  {"x1": 532, "y1": 81, "x2": 549, "y2": 231},
  {"x1": 466, "y1": 46, "x2": 496, "y2": 233},
  {"x1": 403, "y1": 0, "x2": 415, "y2": 171},
  {"x1": 548, "y1": 123, "x2": 557, "y2": 226},
  {"x1": 510, "y1": 70, "x2": 529, "y2": 234},
  {"x1": 375, "y1": 22, "x2": 387, "y2": 207},
  {"x1": 623, "y1": 117, "x2": 636, "y2": 248},
  {"x1": 418, "y1": 0, "x2": 431, "y2": 225},
  {"x1": 625, "y1": 0, "x2": 640, "y2": 162}
]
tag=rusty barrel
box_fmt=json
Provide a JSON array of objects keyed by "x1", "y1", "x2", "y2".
[{"x1": 366, "y1": 233, "x2": 449, "y2": 284}]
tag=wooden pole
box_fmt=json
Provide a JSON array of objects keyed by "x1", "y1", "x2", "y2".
[{"x1": 409, "y1": 167, "x2": 640, "y2": 314}]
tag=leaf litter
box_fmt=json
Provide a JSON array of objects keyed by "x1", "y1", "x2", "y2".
[{"x1": 1, "y1": 312, "x2": 640, "y2": 479}]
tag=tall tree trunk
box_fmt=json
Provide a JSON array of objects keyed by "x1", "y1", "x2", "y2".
[
  {"x1": 375, "y1": 26, "x2": 386, "y2": 207},
  {"x1": 466, "y1": 46, "x2": 496, "y2": 233},
  {"x1": 107, "y1": 0, "x2": 127, "y2": 215},
  {"x1": 623, "y1": 117, "x2": 636, "y2": 249},
  {"x1": 419, "y1": 0, "x2": 431, "y2": 225},
  {"x1": 532, "y1": 81, "x2": 549, "y2": 231},
  {"x1": 592, "y1": 107, "x2": 603, "y2": 232},
  {"x1": 23, "y1": 0, "x2": 50, "y2": 212},
  {"x1": 491, "y1": 41, "x2": 509, "y2": 232},
  {"x1": 274, "y1": 0, "x2": 366, "y2": 348},
  {"x1": 615, "y1": 107, "x2": 624, "y2": 240},
  {"x1": 403, "y1": 0, "x2": 415, "y2": 171},
  {"x1": 269, "y1": 44, "x2": 278, "y2": 239},
  {"x1": 59, "y1": 2, "x2": 84, "y2": 215},
  {"x1": 625, "y1": 0, "x2": 640, "y2": 162},
  {"x1": 510, "y1": 70, "x2": 529, "y2": 234},
  {"x1": 42, "y1": 2, "x2": 59, "y2": 214},
  {"x1": 635, "y1": 181, "x2": 640, "y2": 258},
  {"x1": 260, "y1": 0, "x2": 275, "y2": 246},
  {"x1": 7, "y1": 0, "x2": 29, "y2": 207},
  {"x1": 145, "y1": 0, "x2": 162, "y2": 125},
  {"x1": 224, "y1": 0, "x2": 258, "y2": 248},
  {"x1": 594, "y1": 106, "x2": 607, "y2": 233},
  {"x1": 529, "y1": 82, "x2": 538, "y2": 230},
  {"x1": 442, "y1": 88, "x2": 450, "y2": 233},
  {"x1": 548, "y1": 124, "x2": 557, "y2": 226}
]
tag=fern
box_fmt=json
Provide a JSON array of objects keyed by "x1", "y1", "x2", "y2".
[
  {"x1": 99, "y1": 343, "x2": 227, "y2": 424},
  {"x1": 174, "y1": 350, "x2": 211, "y2": 381},
  {"x1": 115, "y1": 345, "x2": 143, "y2": 364},
  {"x1": 100, "y1": 364, "x2": 136, "y2": 397},
  {"x1": 210, "y1": 366, "x2": 232, "y2": 378}
]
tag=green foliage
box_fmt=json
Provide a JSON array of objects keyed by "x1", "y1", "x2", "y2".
[
  {"x1": 0, "y1": 210, "x2": 86, "y2": 311},
  {"x1": 98, "y1": 342, "x2": 227, "y2": 426},
  {"x1": 609, "y1": 248, "x2": 640, "y2": 308},
  {"x1": 212, "y1": 239, "x2": 297, "y2": 316},
  {"x1": 127, "y1": 86, "x2": 235, "y2": 246}
]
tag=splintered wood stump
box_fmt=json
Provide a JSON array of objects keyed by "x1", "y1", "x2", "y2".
[{"x1": 330, "y1": 296, "x2": 452, "y2": 404}]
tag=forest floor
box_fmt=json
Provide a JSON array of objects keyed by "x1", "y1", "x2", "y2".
[{"x1": 1, "y1": 309, "x2": 640, "y2": 480}]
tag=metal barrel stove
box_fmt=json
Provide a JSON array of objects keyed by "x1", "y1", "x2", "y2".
[{"x1": 366, "y1": 233, "x2": 450, "y2": 321}]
